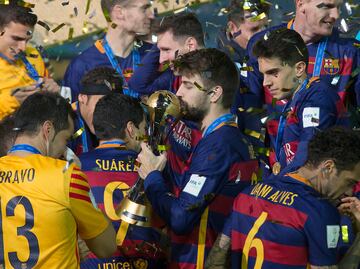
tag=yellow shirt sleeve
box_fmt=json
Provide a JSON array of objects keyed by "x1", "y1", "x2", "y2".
[
  {"x1": 65, "y1": 164, "x2": 109, "y2": 240},
  {"x1": 0, "y1": 93, "x2": 19, "y2": 121}
]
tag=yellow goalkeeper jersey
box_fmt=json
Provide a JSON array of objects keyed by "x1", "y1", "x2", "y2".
[
  {"x1": 0, "y1": 154, "x2": 109, "y2": 269},
  {"x1": 0, "y1": 46, "x2": 48, "y2": 121}
]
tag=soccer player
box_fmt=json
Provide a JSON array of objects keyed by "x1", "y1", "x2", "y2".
[
  {"x1": 206, "y1": 127, "x2": 360, "y2": 269},
  {"x1": 0, "y1": 92, "x2": 116, "y2": 268},
  {"x1": 0, "y1": 3, "x2": 60, "y2": 121},
  {"x1": 79, "y1": 93, "x2": 167, "y2": 268},
  {"x1": 217, "y1": 0, "x2": 269, "y2": 66},
  {"x1": 128, "y1": 12, "x2": 205, "y2": 95},
  {"x1": 252, "y1": 28, "x2": 348, "y2": 174},
  {"x1": 244, "y1": 0, "x2": 360, "y2": 174},
  {"x1": 246, "y1": 0, "x2": 360, "y2": 105},
  {"x1": 69, "y1": 66, "x2": 123, "y2": 156},
  {"x1": 63, "y1": 0, "x2": 154, "y2": 101},
  {"x1": 137, "y1": 48, "x2": 259, "y2": 268}
]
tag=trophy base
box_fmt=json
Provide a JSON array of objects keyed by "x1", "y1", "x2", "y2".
[{"x1": 117, "y1": 198, "x2": 152, "y2": 227}]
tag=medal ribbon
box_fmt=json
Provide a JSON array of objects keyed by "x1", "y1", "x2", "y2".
[
  {"x1": 202, "y1": 113, "x2": 237, "y2": 138},
  {"x1": 102, "y1": 38, "x2": 140, "y2": 98},
  {"x1": 288, "y1": 19, "x2": 328, "y2": 77},
  {"x1": 8, "y1": 144, "x2": 41, "y2": 154},
  {"x1": 19, "y1": 53, "x2": 41, "y2": 81},
  {"x1": 275, "y1": 78, "x2": 309, "y2": 162},
  {"x1": 0, "y1": 52, "x2": 40, "y2": 82}
]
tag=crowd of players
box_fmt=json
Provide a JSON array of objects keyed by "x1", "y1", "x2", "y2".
[{"x1": 0, "y1": 0, "x2": 360, "y2": 268}]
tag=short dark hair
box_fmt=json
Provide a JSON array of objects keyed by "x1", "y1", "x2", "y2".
[
  {"x1": 80, "y1": 66, "x2": 123, "y2": 95},
  {"x1": 14, "y1": 92, "x2": 75, "y2": 136},
  {"x1": 93, "y1": 94, "x2": 144, "y2": 140},
  {"x1": 174, "y1": 48, "x2": 239, "y2": 109},
  {"x1": 0, "y1": 115, "x2": 16, "y2": 157},
  {"x1": 100, "y1": 0, "x2": 130, "y2": 17},
  {"x1": 227, "y1": 0, "x2": 270, "y2": 25},
  {"x1": 307, "y1": 127, "x2": 360, "y2": 172},
  {"x1": 156, "y1": 13, "x2": 205, "y2": 47},
  {"x1": 252, "y1": 28, "x2": 309, "y2": 66},
  {"x1": 0, "y1": 3, "x2": 37, "y2": 29}
]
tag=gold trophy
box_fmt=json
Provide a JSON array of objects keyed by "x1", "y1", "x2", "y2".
[{"x1": 116, "y1": 91, "x2": 182, "y2": 226}]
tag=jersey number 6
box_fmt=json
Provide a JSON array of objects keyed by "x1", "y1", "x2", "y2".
[{"x1": 242, "y1": 211, "x2": 268, "y2": 269}]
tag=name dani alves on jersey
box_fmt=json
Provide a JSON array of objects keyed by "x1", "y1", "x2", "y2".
[{"x1": 250, "y1": 183, "x2": 298, "y2": 206}]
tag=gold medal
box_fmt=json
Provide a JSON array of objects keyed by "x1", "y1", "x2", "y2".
[{"x1": 272, "y1": 162, "x2": 281, "y2": 175}]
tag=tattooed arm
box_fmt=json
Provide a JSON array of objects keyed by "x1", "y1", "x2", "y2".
[{"x1": 205, "y1": 233, "x2": 231, "y2": 269}]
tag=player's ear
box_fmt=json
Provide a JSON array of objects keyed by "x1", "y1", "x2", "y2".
[
  {"x1": 321, "y1": 159, "x2": 336, "y2": 178},
  {"x1": 126, "y1": 121, "x2": 136, "y2": 139},
  {"x1": 295, "y1": 61, "x2": 306, "y2": 78}
]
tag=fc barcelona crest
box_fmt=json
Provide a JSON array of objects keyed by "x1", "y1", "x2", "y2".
[{"x1": 323, "y1": 58, "x2": 340, "y2": 75}]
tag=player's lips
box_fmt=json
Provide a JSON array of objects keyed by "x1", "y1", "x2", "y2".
[{"x1": 321, "y1": 20, "x2": 335, "y2": 27}]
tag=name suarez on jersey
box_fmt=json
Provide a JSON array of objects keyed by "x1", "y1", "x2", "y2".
[
  {"x1": 250, "y1": 183, "x2": 298, "y2": 206},
  {"x1": 0, "y1": 168, "x2": 35, "y2": 183}
]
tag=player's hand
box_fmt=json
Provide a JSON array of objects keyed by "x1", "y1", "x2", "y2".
[
  {"x1": 42, "y1": 77, "x2": 61, "y2": 93},
  {"x1": 137, "y1": 142, "x2": 167, "y2": 179},
  {"x1": 78, "y1": 237, "x2": 90, "y2": 262},
  {"x1": 339, "y1": 197, "x2": 360, "y2": 221},
  {"x1": 11, "y1": 85, "x2": 40, "y2": 104},
  {"x1": 339, "y1": 197, "x2": 360, "y2": 232}
]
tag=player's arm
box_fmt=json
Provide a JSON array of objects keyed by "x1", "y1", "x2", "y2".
[
  {"x1": 204, "y1": 233, "x2": 231, "y2": 269},
  {"x1": 128, "y1": 44, "x2": 174, "y2": 95},
  {"x1": 67, "y1": 165, "x2": 117, "y2": 258},
  {"x1": 138, "y1": 141, "x2": 241, "y2": 235},
  {"x1": 291, "y1": 91, "x2": 341, "y2": 168}
]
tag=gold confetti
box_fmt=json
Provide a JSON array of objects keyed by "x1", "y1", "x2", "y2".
[
  {"x1": 16, "y1": 0, "x2": 35, "y2": 8},
  {"x1": 85, "y1": 0, "x2": 91, "y2": 15},
  {"x1": 51, "y1": 23, "x2": 66, "y2": 33},
  {"x1": 72, "y1": 128, "x2": 84, "y2": 139},
  {"x1": 68, "y1": 27, "x2": 74, "y2": 40},
  {"x1": 37, "y1": 21, "x2": 50, "y2": 31}
]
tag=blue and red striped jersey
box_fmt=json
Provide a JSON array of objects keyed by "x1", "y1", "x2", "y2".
[
  {"x1": 226, "y1": 173, "x2": 341, "y2": 269},
  {"x1": 144, "y1": 125, "x2": 259, "y2": 269},
  {"x1": 165, "y1": 119, "x2": 202, "y2": 196},
  {"x1": 64, "y1": 39, "x2": 152, "y2": 101},
  {"x1": 244, "y1": 22, "x2": 360, "y2": 172},
  {"x1": 270, "y1": 78, "x2": 348, "y2": 173},
  {"x1": 79, "y1": 144, "x2": 167, "y2": 269}
]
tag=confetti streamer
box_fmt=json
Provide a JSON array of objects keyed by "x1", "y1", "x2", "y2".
[
  {"x1": 85, "y1": 0, "x2": 91, "y2": 15},
  {"x1": 16, "y1": 0, "x2": 35, "y2": 8},
  {"x1": 51, "y1": 23, "x2": 66, "y2": 33},
  {"x1": 37, "y1": 20, "x2": 50, "y2": 31},
  {"x1": 68, "y1": 27, "x2": 74, "y2": 40}
]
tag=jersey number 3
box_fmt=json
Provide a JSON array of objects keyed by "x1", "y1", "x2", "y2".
[
  {"x1": 0, "y1": 196, "x2": 39, "y2": 269},
  {"x1": 242, "y1": 211, "x2": 268, "y2": 269}
]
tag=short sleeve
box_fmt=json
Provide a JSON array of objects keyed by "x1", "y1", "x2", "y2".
[{"x1": 66, "y1": 165, "x2": 109, "y2": 240}]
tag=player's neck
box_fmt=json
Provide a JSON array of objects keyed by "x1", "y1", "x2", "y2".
[
  {"x1": 235, "y1": 35, "x2": 248, "y2": 50},
  {"x1": 106, "y1": 27, "x2": 136, "y2": 58},
  {"x1": 294, "y1": 166, "x2": 320, "y2": 191},
  {"x1": 291, "y1": 73, "x2": 308, "y2": 98},
  {"x1": 9, "y1": 136, "x2": 46, "y2": 157},
  {"x1": 293, "y1": 17, "x2": 323, "y2": 44},
  {"x1": 201, "y1": 106, "x2": 230, "y2": 134}
]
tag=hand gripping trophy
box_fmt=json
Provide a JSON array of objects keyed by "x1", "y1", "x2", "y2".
[{"x1": 116, "y1": 90, "x2": 182, "y2": 227}]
